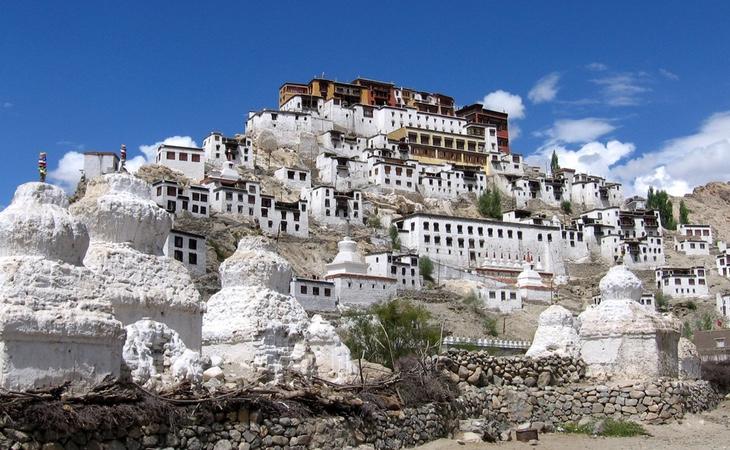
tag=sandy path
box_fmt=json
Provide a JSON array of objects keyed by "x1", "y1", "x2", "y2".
[{"x1": 416, "y1": 400, "x2": 730, "y2": 450}]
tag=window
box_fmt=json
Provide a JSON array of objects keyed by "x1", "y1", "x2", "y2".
[
  {"x1": 179, "y1": 152, "x2": 188, "y2": 161},
  {"x1": 188, "y1": 253, "x2": 197, "y2": 265},
  {"x1": 192, "y1": 154, "x2": 201, "y2": 162},
  {"x1": 324, "y1": 288, "x2": 331, "y2": 297},
  {"x1": 188, "y1": 239, "x2": 197, "y2": 250},
  {"x1": 716, "y1": 338, "x2": 726, "y2": 348},
  {"x1": 174, "y1": 250, "x2": 183, "y2": 261},
  {"x1": 300, "y1": 285, "x2": 308, "y2": 294},
  {"x1": 166, "y1": 151, "x2": 176, "y2": 160}
]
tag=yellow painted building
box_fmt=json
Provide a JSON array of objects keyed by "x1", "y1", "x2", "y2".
[{"x1": 387, "y1": 127, "x2": 489, "y2": 169}]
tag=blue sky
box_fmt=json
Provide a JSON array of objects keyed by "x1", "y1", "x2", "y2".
[{"x1": 1, "y1": 1, "x2": 729, "y2": 205}]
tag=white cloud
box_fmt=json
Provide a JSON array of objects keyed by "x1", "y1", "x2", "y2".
[
  {"x1": 2, "y1": 102, "x2": 12, "y2": 109},
  {"x1": 614, "y1": 111, "x2": 730, "y2": 195},
  {"x1": 48, "y1": 135, "x2": 198, "y2": 192},
  {"x1": 528, "y1": 140, "x2": 635, "y2": 180},
  {"x1": 659, "y1": 68, "x2": 679, "y2": 81},
  {"x1": 591, "y1": 73, "x2": 650, "y2": 106},
  {"x1": 586, "y1": 62, "x2": 608, "y2": 71},
  {"x1": 543, "y1": 118, "x2": 616, "y2": 144},
  {"x1": 481, "y1": 90, "x2": 525, "y2": 119},
  {"x1": 528, "y1": 73, "x2": 560, "y2": 104},
  {"x1": 49, "y1": 151, "x2": 85, "y2": 192}
]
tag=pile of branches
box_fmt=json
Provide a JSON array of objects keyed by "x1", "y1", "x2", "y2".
[{"x1": 0, "y1": 360, "x2": 457, "y2": 435}]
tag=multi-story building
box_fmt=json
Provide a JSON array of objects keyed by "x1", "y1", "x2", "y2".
[
  {"x1": 202, "y1": 132, "x2": 254, "y2": 170},
  {"x1": 678, "y1": 224, "x2": 713, "y2": 245},
  {"x1": 274, "y1": 166, "x2": 311, "y2": 190},
  {"x1": 674, "y1": 236, "x2": 710, "y2": 256},
  {"x1": 316, "y1": 152, "x2": 369, "y2": 191},
  {"x1": 717, "y1": 250, "x2": 730, "y2": 278},
  {"x1": 155, "y1": 144, "x2": 205, "y2": 181},
  {"x1": 151, "y1": 180, "x2": 210, "y2": 218},
  {"x1": 83, "y1": 151, "x2": 119, "y2": 180},
  {"x1": 365, "y1": 251, "x2": 421, "y2": 290},
  {"x1": 577, "y1": 208, "x2": 664, "y2": 268},
  {"x1": 305, "y1": 186, "x2": 362, "y2": 226},
  {"x1": 290, "y1": 276, "x2": 337, "y2": 312},
  {"x1": 456, "y1": 104, "x2": 510, "y2": 154},
  {"x1": 367, "y1": 156, "x2": 419, "y2": 193},
  {"x1": 163, "y1": 229, "x2": 206, "y2": 276},
  {"x1": 694, "y1": 330, "x2": 730, "y2": 363},
  {"x1": 388, "y1": 127, "x2": 493, "y2": 169},
  {"x1": 655, "y1": 266, "x2": 709, "y2": 298},
  {"x1": 393, "y1": 212, "x2": 589, "y2": 276}
]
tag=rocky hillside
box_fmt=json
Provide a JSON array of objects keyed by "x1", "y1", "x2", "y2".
[{"x1": 673, "y1": 182, "x2": 730, "y2": 242}]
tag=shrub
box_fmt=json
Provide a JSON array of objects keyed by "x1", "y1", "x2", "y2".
[
  {"x1": 679, "y1": 200, "x2": 690, "y2": 225},
  {"x1": 682, "y1": 320, "x2": 693, "y2": 339},
  {"x1": 419, "y1": 256, "x2": 434, "y2": 282},
  {"x1": 343, "y1": 299, "x2": 441, "y2": 369},
  {"x1": 560, "y1": 200, "x2": 572, "y2": 215},
  {"x1": 484, "y1": 316, "x2": 499, "y2": 337},
  {"x1": 601, "y1": 419, "x2": 647, "y2": 437},
  {"x1": 686, "y1": 300, "x2": 698, "y2": 311},
  {"x1": 696, "y1": 312, "x2": 715, "y2": 331},
  {"x1": 655, "y1": 292, "x2": 669, "y2": 312},
  {"x1": 389, "y1": 225, "x2": 401, "y2": 250},
  {"x1": 367, "y1": 215, "x2": 382, "y2": 229}
]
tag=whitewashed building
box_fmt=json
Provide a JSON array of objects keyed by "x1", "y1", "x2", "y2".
[
  {"x1": 678, "y1": 224, "x2": 713, "y2": 245},
  {"x1": 306, "y1": 186, "x2": 363, "y2": 226},
  {"x1": 290, "y1": 276, "x2": 337, "y2": 312},
  {"x1": 717, "y1": 251, "x2": 730, "y2": 278},
  {"x1": 83, "y1": 152, "x2": 119, "y2": 180},
  {"x1": 274, "y1": 166, "x2": 311, "y2": 190},
  {"x1": 164, "y1": 229, "x2": 206, "y2": 276},
  {"x1": 655, "y1": 266, "x2": 709, "y2": 298},
  {"x1": 151, "y1": 180, "x2": 210, "y2": 218},
  {"x1": 202, "y1": 132, "x2": 254, "y2": 170},
  {"x1": 393, "y1": 212, "x2": 588, "y2": 276},
  {"x1": 477, "y1": 285, "x2": 522, "y2": 314},
  {"x1": 674, "y1": 236, "x2": 710, "y2": 256},
  {"x1": 717, "y1": 292, "x2": 730, "y2": 320},
  {"x1": 155, "y1": 144, "x2": 205, "y2": 181},
  {"x1": 324, "y1": 237, "x2": 396, "y2": 308},
  {"x1": 367, "y1": 157, "x2": 419, "y2": 193},
  {"x1": 365, "y1": 251, "x2": 421, "y2": 289},
  {"x1": 316, "y1": 153, "x2": 369, "y2": 191}
]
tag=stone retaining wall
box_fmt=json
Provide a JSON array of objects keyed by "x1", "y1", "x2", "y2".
[
  {"x1": 0, "y1": 378, "x2": 719, "y2": 450},
  {"x1": 438, "y1": 350, "x2": 587, "y2": 387}
]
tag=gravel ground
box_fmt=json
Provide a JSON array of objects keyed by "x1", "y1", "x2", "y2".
[{"x1": 416, "y1": 399, "x2": 730, "y2": 450}]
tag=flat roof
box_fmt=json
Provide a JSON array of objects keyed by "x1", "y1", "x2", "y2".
[
  {"x1": 170, "y1": 228, "x2": 206, "y2": 239},
  {"x1": 396, "y1": 212, "x2": 561, "y2": 231}
]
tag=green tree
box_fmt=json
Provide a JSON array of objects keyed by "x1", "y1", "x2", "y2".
[
  {"x1": 419, "y1": 256, "x2": 434, "y2": 282},
  {"x1": 646, "y1": 187, "x2": 676, "y2": 230},
  {"x1": 682, "y1": 320, "x2": 693, "y2": 339},
  {"x1": 343, "y1": 299, "x2": 441, "y2": 369},
  {"x1": 478, "y1": 187, "x2": 502, "y2": 219},
  {"x1": 679, "y1": 200, "x2": 690, "y2": 225},
  {"x1": 389, "y1": 224, "x2": 401, "y2": 250},
  {"x1": 560, "y1": 200, "x2": 572, "y2": 215},
  {"x1": 550, "y1": 150, "x2": 560, "y2": 174}
]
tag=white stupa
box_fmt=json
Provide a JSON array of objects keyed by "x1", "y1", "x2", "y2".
[
  {"x1": 0, "y1": 183, "x2": 126, "y2": 390},
  {"x1": 203, "y1": 236, "x2": 357, "y2": 382},
  {"x1": 578, "y1": 264, "x2": 680, "y2": 380},
  {"x1": 70, "y1": 173, "x2": 205, "y2": 351},
  {"x1": 526, "y1": 305, "x2": 581, "y2": 358},
  {"x1": 325, "y1": 237, "x2": 368, "y2": 276}
]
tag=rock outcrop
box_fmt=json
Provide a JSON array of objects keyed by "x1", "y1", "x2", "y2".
[
  {"x1": 203, "y1": 236, "x2": 356, "y2": 382},
  {"x1": 578, "y1": 265, "x2": 681, "y2": 380},
  {"x1": 525, "y1": 305, "x2": 581, "y2": 358},
  {"x1": 0, "y1": 183, "x2": 126, "y2": 390},
  {"x1": 70, "y1": 173, "x2": 204, "y2": 351}
]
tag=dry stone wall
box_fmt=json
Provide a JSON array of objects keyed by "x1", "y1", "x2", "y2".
[{"x1": 438, "y1": 350, "x2": 587, "y2": 387}]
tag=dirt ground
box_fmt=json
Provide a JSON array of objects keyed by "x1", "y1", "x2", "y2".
[{"x1": 416, "y1": 400, "x2": 730, "y2": 450}]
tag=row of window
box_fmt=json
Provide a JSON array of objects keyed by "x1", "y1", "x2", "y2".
[
  {"x1": 299, "y1": 285, "x2": 332, "y2": 297},
  {"x1": 173, "y1": 250, "x2": 198, "y2": 265},
  {"x1": 416, "y1": 221, "x2": 555, "y2": 242},
  {"x1": 164, "y1": 151, "x2": 201, "y2": 162}
]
